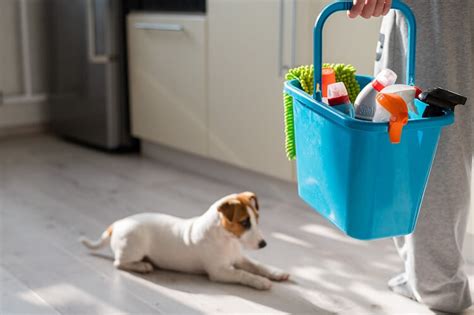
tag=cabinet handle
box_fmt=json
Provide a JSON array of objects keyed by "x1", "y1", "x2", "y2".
[
  {"x1": 86, "y1": 0, "x2": 116, "y2": 63},
  {"x1": 134, "y1": 22, "x2": 184, "y2": 32},
  {"x1": 278, "y1": 0, "x2": 297, "y2": 76}
]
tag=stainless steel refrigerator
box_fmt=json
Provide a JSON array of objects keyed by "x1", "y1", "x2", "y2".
[{"x1": 47, "y1": 0, "x2": 134, "y2": 150}]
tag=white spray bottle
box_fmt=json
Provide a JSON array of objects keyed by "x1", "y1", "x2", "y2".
[
  {"x1": 354, "y1": 69, "x2": 397, "y2": 120},
  {"x1": 378, "y1": 84, "x2": 422, "y2": 117}
]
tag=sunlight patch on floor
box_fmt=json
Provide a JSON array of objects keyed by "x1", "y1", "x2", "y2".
[
  {"x1": 300, "y1": 223, "x2": 368, "y2": 245},
  {"x1": 33, "y1": 283, "x2": 127, "y2": 314},
  {"x1": 271, "y1": 232, "x2": 313, "y2": 248}
]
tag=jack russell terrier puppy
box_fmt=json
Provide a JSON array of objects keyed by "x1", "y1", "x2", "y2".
[{"x1": 80, "y1": 192, "x2": 289, "y2": 290}]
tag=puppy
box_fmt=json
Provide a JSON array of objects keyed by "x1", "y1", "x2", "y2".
[{"x1": 80, "y1": 192, "x2": 289, "y2": 290}]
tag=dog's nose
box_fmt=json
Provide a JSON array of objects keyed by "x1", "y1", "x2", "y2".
[{"x1": 258, "y1": 240, "x2": 267, "y2": 249}]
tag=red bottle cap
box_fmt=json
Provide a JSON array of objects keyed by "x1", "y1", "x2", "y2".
[{"x1": 372, "y1": 69, "x2": 398, "y2": 92}]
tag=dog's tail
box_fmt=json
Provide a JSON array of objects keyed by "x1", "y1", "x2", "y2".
[{"x1": 79, "y1": 225, "x2": 113, "y2": 250}]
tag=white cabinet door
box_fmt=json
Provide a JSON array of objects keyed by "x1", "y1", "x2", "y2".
[
  {"x1": 208, "y1": 0, "x2": 297, "y2": 180},
  {"x1": 127, "y1": 13, "x2": 207, "y2": 156}
]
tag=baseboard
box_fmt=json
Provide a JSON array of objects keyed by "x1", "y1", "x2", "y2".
[
  {"x1": 0, "y1": 100, "x2": 49, "y2": 128},
  {"x1": 142, "y1": 141, "x2": 302, "y2": 205},
  {"x1": 0, "y1": 123, "x2": 49, "y2": 139},
  {"x1": 464, "y1": 232, "x2": 474, "y2": 264}
]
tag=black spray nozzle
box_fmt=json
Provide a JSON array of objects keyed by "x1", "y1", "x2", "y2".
[{"x1": 419, "y1": 88, "x2": 467, "y2": 117}]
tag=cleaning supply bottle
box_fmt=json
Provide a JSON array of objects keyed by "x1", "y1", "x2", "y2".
[
  {"x1": 373, "y1": 92, "x2": 409, "y2": 144},
  {"x1": 327, "y1": 82, "x2": 355, "y2": 117},
  {"x1": 380, "y1": 84, "x2": 422, "y2": 115},
  {"x1": 321, "y1": 67, "x2": 336, "y2": 100},
  {"x1": 354, "y1": 69, "x2": 397, "y2": 120}
]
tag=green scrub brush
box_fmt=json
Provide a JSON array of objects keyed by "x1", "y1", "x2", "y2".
[{"x1": 283, "y1": 64, "x2": 360, "y2": 160}]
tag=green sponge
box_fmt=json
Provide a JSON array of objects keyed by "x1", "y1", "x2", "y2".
[
  {"x1": 283, "y1": 65, "x2": 313, "y2": 160},
  {"x1": 283, "y1": 64, "x2": 360, "y2": 160},
  {"x1": 283, "y1": 92, "x2": 297, "y2": 160},
  {"x1": 285, "y1": 65, "x2": 314, "y2": 94}
]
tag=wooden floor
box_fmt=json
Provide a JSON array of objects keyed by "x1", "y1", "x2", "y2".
[{"x1": 1, "y1": 134, "x2": 473, "y2": 315}]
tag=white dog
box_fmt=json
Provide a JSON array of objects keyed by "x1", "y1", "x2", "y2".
[{"x1": 80, "y1": 192, "x2": 289, "y2": 290}]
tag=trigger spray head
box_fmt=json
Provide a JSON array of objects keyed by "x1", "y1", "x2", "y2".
[
  {"x1": 376, "y1": 93, "x2": 409, "y2": 144},
  {"x1": 419, "y1": 87, "x2": 467, "y2": 117}
]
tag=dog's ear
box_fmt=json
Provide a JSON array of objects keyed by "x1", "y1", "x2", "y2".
[
  {"x1": 239, "y1": 192, "x2": 259, "y2": 211},
  {"x1": 217, "y1": 199, "x2": 241, "y2": 222}
]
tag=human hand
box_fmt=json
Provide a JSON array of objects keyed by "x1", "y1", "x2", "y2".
[{"x1": 348, "y1": 0, "x2": 392, "y2": 19}]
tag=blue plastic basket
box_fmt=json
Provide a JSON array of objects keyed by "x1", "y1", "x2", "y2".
[{"x1": 284, "y1": 0, "x2": 454, "y2": 240}]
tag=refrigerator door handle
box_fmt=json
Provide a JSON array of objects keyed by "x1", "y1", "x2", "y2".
[{"x1": 86, "y1": 0, "x2": 116, "y2": 63}]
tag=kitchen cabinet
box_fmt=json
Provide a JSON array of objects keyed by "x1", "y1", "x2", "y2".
[
  {"x1": 127, "y1": 13, "x2": 208, "y2": 156},
  {"x1": 208, "y1": 0, "x2": 318, "y2": 180}
]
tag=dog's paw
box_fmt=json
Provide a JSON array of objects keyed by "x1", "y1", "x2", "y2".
[
  {"x1": 269, "y1": 270, "x2": 290, "y2": 282},
  {"x1": 252, "y1": 278, "x2": 272, "y2": 290}
]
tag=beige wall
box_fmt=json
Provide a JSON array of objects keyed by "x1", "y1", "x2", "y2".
[
  {"x1": 323, "y1": 13, "x2": 382, "y2": 75},
  {"x1": 0, "y1": 0, "x2": 49, "y2": 129}
]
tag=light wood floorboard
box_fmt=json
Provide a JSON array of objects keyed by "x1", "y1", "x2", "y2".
[{"x1": 1, "y1": 134, "x2": 473, "y2": 315}]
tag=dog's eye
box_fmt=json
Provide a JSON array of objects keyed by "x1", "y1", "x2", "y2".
[{"x1": 240, "y1": 218, "x2": 251, "y2": 229}]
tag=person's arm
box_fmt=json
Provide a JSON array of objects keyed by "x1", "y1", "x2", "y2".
[{"x1": 348, "y1": 0, "x2": 392, "y2": 19}]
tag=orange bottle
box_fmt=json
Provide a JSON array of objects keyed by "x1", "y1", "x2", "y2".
[{"x1": 321, "y1": 67, "x2": 336, "y2": 98}]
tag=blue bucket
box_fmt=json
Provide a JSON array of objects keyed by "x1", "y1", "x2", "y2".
[{"x1": 284, "y1": 1, "x2": 454, "y2": 240}]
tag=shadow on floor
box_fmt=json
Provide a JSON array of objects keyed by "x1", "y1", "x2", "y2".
[{"x1": 90, "y1": 253, "x2": 334, "y2": 314}]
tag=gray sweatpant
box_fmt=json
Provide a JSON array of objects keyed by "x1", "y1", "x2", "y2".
[{"x1": 375, "y1": 1, "x2": 473, "y2": 313}]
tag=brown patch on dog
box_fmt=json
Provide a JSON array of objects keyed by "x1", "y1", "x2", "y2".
[
  {"x1": 217, "y1": 192, "x2": 260, "y2": 237},
  {"x1": 218, "y1": 199, "x2": 250, "y2": 237}
]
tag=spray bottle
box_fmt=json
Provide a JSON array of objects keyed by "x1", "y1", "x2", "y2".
[
  {"x1": 354, "y1": 69, "x2": 397, "y2": 120},
  {"x1": 379, "y1": 84, "x2": 422, "y2": 116}
]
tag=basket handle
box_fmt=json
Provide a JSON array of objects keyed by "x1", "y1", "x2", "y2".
[{"x1": 313, "y1": 0, "x2": 417, "y2": 100}]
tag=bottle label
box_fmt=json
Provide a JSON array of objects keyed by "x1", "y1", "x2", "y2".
[{"x1": 355, "y1": 104, "x2": 375, "y2": 120}]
